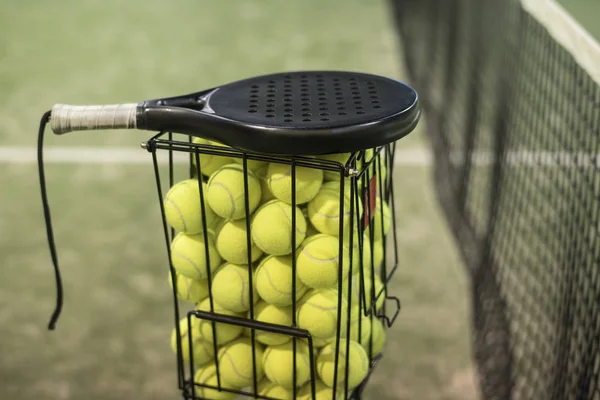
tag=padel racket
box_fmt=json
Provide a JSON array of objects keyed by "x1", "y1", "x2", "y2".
[{"x1": 50, "y1": 71, "x2": 419, "y2": 155}]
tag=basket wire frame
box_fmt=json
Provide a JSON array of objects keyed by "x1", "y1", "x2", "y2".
[{"x1": 146, "y1": 131, "x2": 401, "y2": 400}]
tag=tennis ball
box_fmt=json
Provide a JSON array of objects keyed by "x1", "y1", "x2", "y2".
[
  {"x1": 170, "y1": 232, "x2": 222, "y2": 280},
  {"x1": 215, "y1": 219, "x2": 263, "y2": 264},
  {"x1": 342, "y1": 230, "x2": 372, "y2": 277},
  {"x1": 347, "y1": 305, "x2": 372, "y2": 345},
  {"x1": 361, "y1": 234, "x2": 384, "y2": 273},
  {"x1": 164, "y1": 179, "x2": 217, "y2": 234},
  {"x1": 212, "y1": 263, "x2": 258, "y2": 313},
  {"x1": 266, "y1": 163, "x2": 323, "y2": 205},
  {"x1": 349, "y1": 273, "x2": 385, "y2": 311},
  {"x1": 362, "y1": 317, "x2": 386, "y2": 358},
  {"x1": 171, "y1": 317, "x2": 214, "y2": 366},
  {"x1": 317, "y1": 339, "x2": 369, "y2": 390},
  {"x1": 374, "y1": 199, "x2": 392, "y2": 240},
  {"x1": 371, "y1": 239, "x2": 384, "y2": 270},
  {"x1": 365, "y1": 198, "x2": 392, "y2": 240},
  {"x1": 232, "y1": 157, "x2": 268, "y2": 172},
  {"x1": 251, "y1": 200, "x2": 307, "y2": 256},
  {"x1": 207, "y1": 164, "x2": 262, "y2": 220},
  {"x1": 318, "y1": 153, "x2": 351, "y2": 182},
  {"x1": 298, "y1": 379, "x2": 344, "y2": 400},
  {"x1": 308, "y1": 181, "x2": 360, "y2": 237},
  {"x1": 255, "y1": 255, "x2": 307, "y2": 307},
  {"x1": 263, "y1": 340, "x2": 312, "y2": 388},
  {"x1": 257, "y1": 379, "x2": 293, "y2": 399},
  {"x1": 359, "y1": 149, "x2": 385, "y2": 173},
  {"x1": 297, "y1": 234, "x2": 347, "y2": 289},
  {"x1": 252, "y1": 301, "x2": 293, "y2": 346},
  {"x1": 357, "y1": 149, "x2": 375, "y2": 171},
  {"x1": 370, "y1": 274, "x2": 386, "y2": 311},
  {"x1": 196, "y1": 298, "x2": 244, "y2": 344},
  {"x1": 255, "y1": 164, "x2": 276, "y2": 203},
  {"x1": 191, "y1": 138, "x2": 233, "y2": 177},
  {"x1": 297, "y1": 289, "x2": 346, "y2": 340},
  {"x1": 194, "y1": 363, "x2": 237, "y2": 399},
  {"x1": 169, "y1": 271, "x2": 209, "y2": 304},
  {"x1": 217, "y1": 337, "x2": 265, "y2": 388}
]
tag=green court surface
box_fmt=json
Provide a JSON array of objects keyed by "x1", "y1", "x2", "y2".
[{"x1": 0, "y1": 1, "x2": 476, "y2": 399}]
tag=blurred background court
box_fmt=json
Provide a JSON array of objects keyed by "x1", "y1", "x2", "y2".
[{"x1": 1, "y1": 0, "x2": 597, "y2": 399}]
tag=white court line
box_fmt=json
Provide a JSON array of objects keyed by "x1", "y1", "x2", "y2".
[
  {"x1": 0, "y1": 147, "x2": 433, "y2": 166},
  {"x1": 3, "y1": 147, "x2": 599, "y2": 168}
]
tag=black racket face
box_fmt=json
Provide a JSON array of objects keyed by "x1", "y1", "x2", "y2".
[
  {"x1": 140, "y1": 70, "x2": 419, "y2": 154},
  {"x1": 207, "y1": 71, "x2": 417, "y2": 129}
]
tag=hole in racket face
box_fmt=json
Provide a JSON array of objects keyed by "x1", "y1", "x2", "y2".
[{"x1": 207, "y1": 71, "x2": 415, "y2": 129}]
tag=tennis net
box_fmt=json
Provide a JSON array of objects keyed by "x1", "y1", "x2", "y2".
[{"x1": 391, "y1": 0, "x2": 600, "y2": 398}]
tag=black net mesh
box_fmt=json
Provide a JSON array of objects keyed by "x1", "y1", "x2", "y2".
[{"x1": 390, "y1": 0, "x2": 600, "y2": 399}]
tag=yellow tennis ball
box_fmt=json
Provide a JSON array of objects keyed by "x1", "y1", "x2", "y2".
[
  {"x1": 217, "y1": 337, "x2": 265, "y2": 388},
  {"x1": 374, "y1": 199, "x2": 392, "y2": 240},
  {"x1": 255, "y1": 163, "x2": 276, "y2": 203},
  {"x1": 164, "y1": 179, "x2": 217, "y2": 234},
  {"x1": 207, "y1": 164, "x2": 262, "y2": 220},
  {"x1": 255, "y1": 255, "x2": 307, "y2": 307},
  {"x1": 232, "y1": 157, "x2": 268, "y2": 172},
  {"x1": 308, "y1": 181, "x2": 360, "y2": 237},
  {"x1": 169, "y1": 271, "x2": 209, "y2": 304},
  {"x1": 257, "y1": 379, "x2": 293, "y2": 399},
  {"x1": 212, "y1": 263, "x2": 258, "y2": 313},
  {"x1": 251, "y1": 200, "x2": 307, "y2": 256},
  {"x1": 342, "y1": 230, "x2": 372, "y2": 277},
  {"x1": 191, "y1": 138, "x2": 233, "y2": 177},
  {"x1": 347, "y1": 305, "x2": 372, "y2": 345},
  {"x1": 194, "y1": 363, "x2": 237, "y2": 400},
  {"x1": 251, "y1": 301, "x2": 293, "y2": 346},
  {"x1": 371, "y1": 238, "x2": 384, "y2": 270},
  {"x1": 298, "y1": 379, "x2": 345, "y2": 400},
  {"x1": 297, "y1": 289, "x2": 346, "y2": 340},
  {"x1": 365, "y1": 198, "x2": 392, "y2": 240},
  {"x1": 362, "y1": 317, "x2": 386, "y2": 358},
  {"x1": 349, "y1": 273, "x2": 385, "y2": 311},
  {"x1": 361, "y1": 234, "x2": 383, "y2": 273},
  {"x1": 317, "y1": 339, "x2": 369, "y2": 390},
  {"x1": 170, "y1": 232, "x2": 222, "y2": 280},
  {"x1": 214, "y1": 219, "x2": 263, "y2": 264},
  {"x1": 365, "y1": 151, "x2": 387, "y2": 181},
  {"x1": 297, "y1": 234, "x2": 346, "y2": 289},
  {"x1": 263, "y1": 340, "x2": 312, "y2": 388},
  {"x1": 196, "y1": 298, "x2": 244, "y2": 345},
  {"x1": 266, "y1": 163, "x2": 323, "y2": 205},
  {"x1": 171, "y1": 317, "x2": 214, "y2": 366},
  {"x1": 318, "y1": 153, "x2": 351, "y2": 182},
  {"x1": 357, "y1": 149, "x2": 375, "y2": 170}
]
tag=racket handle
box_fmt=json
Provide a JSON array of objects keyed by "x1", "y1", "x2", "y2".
[{"x1": 50, "y1": 103, "x2": 138, "y2": 134}]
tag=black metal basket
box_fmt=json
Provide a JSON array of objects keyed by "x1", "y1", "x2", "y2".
[{"x1": 38, "y1": 70, "x2": 420, "y2": 400}]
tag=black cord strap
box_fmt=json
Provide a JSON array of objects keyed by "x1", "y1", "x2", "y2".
[{"x1": 37, "y1": 110, "x2": 63, "y2": 330}]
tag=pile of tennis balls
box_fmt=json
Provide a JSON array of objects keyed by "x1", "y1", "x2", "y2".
[{"x1": 165, "y1": 139, "x2": 392, "y2": 399}]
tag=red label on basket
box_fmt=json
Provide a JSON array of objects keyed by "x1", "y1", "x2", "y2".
[{"x1": 363, "y1": 175, "x2": 378, "y2": 229}]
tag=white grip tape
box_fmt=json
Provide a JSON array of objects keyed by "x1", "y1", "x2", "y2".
[{"x1": 51, "y1": 103, "x2": 138, "y2": 134}]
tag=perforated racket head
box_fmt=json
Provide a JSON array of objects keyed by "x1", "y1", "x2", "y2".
[
  {"x1": 139, "y1": 71, "x2": 419, "y2": 155},
  {"x1": 208, "y1": 71, "x2": 415, "y2": 129}
]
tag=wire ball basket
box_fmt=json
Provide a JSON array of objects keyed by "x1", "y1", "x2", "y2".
[{"x1": 37, "y1": 71, "x2": 420, "y2": 400}]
